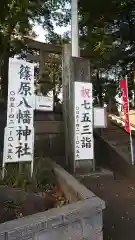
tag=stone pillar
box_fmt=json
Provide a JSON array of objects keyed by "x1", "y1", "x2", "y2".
[
  {"x1": 62, "y1": 44, "x2": 72, "y2": 172},
  {"x1": 62, "y1": 44, "x2": 92, "y2": 174},
  {"x1": 39, "y1": 50, "x2": 49, "y2": 82}
]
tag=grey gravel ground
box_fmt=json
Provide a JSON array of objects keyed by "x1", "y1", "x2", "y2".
[{"x1": 80, "y1": 173, "x2": 135, "y2": 240}]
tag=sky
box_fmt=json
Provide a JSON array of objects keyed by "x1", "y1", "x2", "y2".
[
  {"x1": 33, "y1": 2, "x2": 71, "y2": 43},
  {"x1": 33, "y1": 23, "x2": 70, "y2": 43}
]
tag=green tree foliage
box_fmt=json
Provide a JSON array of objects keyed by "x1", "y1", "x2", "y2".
[
  {"x1": 35, "y1": 32, "x2": 70, "y2": 101},
  {"x1": 78, "y1": 0, "x2": 135, "y2": 106},
  {"x1": 0, "y1": 0, "x2": 69, "y2": 101}
]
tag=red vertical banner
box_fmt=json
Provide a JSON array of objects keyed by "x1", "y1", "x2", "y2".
[{"x1": 120, "y1": 79, "x2": 130, "y2": 133}]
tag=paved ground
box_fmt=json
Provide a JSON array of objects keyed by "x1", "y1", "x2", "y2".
[{"x1": 80, "y1": 173, "x2": 135, "y2": 240}]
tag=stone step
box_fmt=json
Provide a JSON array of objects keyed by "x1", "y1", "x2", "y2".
[
  {"x1": 76, "y1": 168, "x2": 114, "y2": 180},
  {"x1": 101, "y1": 120, "x2": 133, "y2": 165}
]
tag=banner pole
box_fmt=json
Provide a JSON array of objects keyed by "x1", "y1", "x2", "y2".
[
  {"x1": 71, "y1": 0, "x2": 79, "y2": 57},
  {"x1": 126, "y1": 75, "x2": 134, "y2": 165}
]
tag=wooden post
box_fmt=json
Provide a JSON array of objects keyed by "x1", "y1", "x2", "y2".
[{"x1": 62, "y1": 44, "x2": 92, "y2": 174}]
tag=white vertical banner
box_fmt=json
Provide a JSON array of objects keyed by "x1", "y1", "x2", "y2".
[
  {"x1": 3, "y1": 58, "x2": 34, "y2": 164},
  {"x1": 3, "y1": 127, "x2": 17, "y2": 163},
  {"x1": 74, "y1": 82, "x2": 94, "y2": 160}
]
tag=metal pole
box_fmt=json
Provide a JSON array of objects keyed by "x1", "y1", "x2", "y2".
[
  {"x1": 126, "y1": 76, "x2": 134, "y2": 165},
  {"x1": 71, "y1": 0, "x2": 79, "y2": 57}
]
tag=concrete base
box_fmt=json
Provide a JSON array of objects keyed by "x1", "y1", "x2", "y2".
[
  {"x1": 0, "y1": 163, "x2": 105, "y2": 240},
  {"x1": 75, "y1": 159, "x2": 93, "y2": 175}
]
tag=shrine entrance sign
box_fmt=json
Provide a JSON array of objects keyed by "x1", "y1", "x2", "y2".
[{"x1": 3, "y1": 58, "x2": 34, "y2": 176}]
